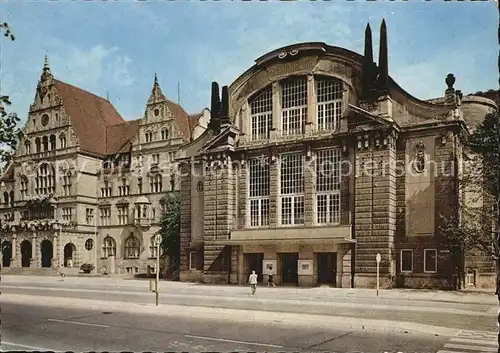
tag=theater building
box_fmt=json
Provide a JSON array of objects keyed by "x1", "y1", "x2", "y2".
[{"x1": 177, "y1": 21, "x2": 497, "y2": 289}]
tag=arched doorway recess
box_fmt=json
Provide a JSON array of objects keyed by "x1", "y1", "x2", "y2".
[
  {"x1": 20, "y1": 240, "x2": 32, "y2": 268},
  {"x1": 64, "y1": 243, "x2": 76, "y2": 267},
  {"x1": 1, "y1": 241, "x2": 12, "y2": 268},
  {"x1": 40, "y1": 239, "x2": 53, "y2": 268}
]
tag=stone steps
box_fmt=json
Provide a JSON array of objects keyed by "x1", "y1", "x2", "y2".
[{"x1": 1, "y1": 267, "x2": 60, "y2": 276}]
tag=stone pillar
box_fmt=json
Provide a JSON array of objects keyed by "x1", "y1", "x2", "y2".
[
  {"x1": 11, "y1": 233, "x2": 17, "y2": 267},
  {"x1": 306, "y1": 74, "x2": 316, "y2": 133},
  {"x1": 31, "y1": 232, "x2": 38, "y2": 268},
  {"x1": 52, "y1": 232, "x2": 58, "y2": 268},
  {"x1": 304, "y1": 150, "x2": 315, "y2": 227},
  {"x1": 272, "y1": 82, "x2": 281, "y2": 136},
  {"x1": 269, "y1": 157, "x2": 279, "y2": 227}
]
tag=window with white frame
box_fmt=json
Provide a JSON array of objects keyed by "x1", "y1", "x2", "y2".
[
  {"x1": 20, "y1": 177, "x2": 28, "y2": 200},
  {"x1": 35, "y1": 163, "x2": 56, "y2": 195},
  {"x1": 99, "y1": 207, "x2": 111, "y2": 226},
  {"x1": 117, "y1": 205, "x2": 129, "y2": 225},
  {"x1": 149, "y1": 235, "x2": 159, "y2": 258},
  {"x1": 62, "y1": 208, "x2": 73, "y2": 222},
  {"x1": 281, "y1": 78, "x2": 307, "y2": 136},
  {"x1": 101, "y1": 180, "x2": 112, "y2": 197},
  {"x1": 400, "y1": 250, "x2": 413, "y2": 272},
  {"x1": 189, "y1": 251, "x2": 197, "y2": 270},
  {"x1": 150, "y1": 174, "x2": 162, "y2": 193},
  {"x1": 424, "y1": 249, "x2": 437, "y2": 273},
  {"x1": 85, "y1": 208, "x2": 94, "y2": 225},
  {"x1": 62, "y1": 173, "x2": 72, "y2": 196},
  {"x1": 250, "y1": 87, "x2": 273, "y2": 141},
  {"x1": 315, "y1": 148, "x2": 341, "y2": 225},
  {"x1": 280, "y1": 153, "x2": 305, "y2": 225},
  {"x1": 102, "y1": 236, "x2": 116, "y2": 258},
  {"x1": 248, "y1": 157, "x2": 270, "y2": 227},
  {"x1": 124, "y1": 234, "x2": 140, "y2": 258},
  {"x1": 118, "y1": 179, "x2": 130, "y2": 196},
  {"x1": 316, "y1": 77, "x2": 343, "y2": 131}
]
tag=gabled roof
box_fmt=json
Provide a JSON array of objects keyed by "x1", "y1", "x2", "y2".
[
  {"x1": 164, "y1": 99, "x2": 191, "y2": 140},
  {"x1": 54, "y1": 79, "x2": 125, "y2": 156},
  {"x1": 0, "y1": 162, "x2": 14, "y2": 182},
  {"x1": 106, "y1": 119, "x2": 141, "y2": 155}
]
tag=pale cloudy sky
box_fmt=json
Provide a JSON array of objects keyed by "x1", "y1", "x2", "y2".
[{"x1": 1, "y1": 0, "x2": 497, "y2": 122}]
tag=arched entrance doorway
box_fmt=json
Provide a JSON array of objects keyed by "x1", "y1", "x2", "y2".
[
  {"x1": 2, "y1": 241, "x2": 12, "y2": 268},
  {"x1": 40, "y1": 239, "x2": 53, "y2": 268},
  {"x1": 20, "y1": 240, "x2": 32, "y2": 267},
  {"x1": 64, "y1": 243, "x2": 76, "y2": 267}
]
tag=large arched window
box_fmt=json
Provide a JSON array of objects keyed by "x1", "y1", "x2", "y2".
[
  {"x1": 249, "y1": 87, "x2": 273, "y2": 141},
  {"x1": 149, "y1": 235, "x2": 159, "y2": 258},
  {"x1": 49, "y1": 134, "x2": 56, "y2": 150},
  {"x1": 316, "y1": 77, "x2": 343, "y2": 131},
  {"x1": 125, "y1": 235, "x2": 140, "y2": 258},
  {"x1": 35, "y1": 163, "x2": 56, "y2": 195},
  {"x1": 102, "y1": 236, "x2": 116, "y2": 258},
  {"x1": 281, "y1": 77, "x2": 307, "y2": 136},
  {"x1": 35, "y1": 137, "x2": 41, "y2": 153}
]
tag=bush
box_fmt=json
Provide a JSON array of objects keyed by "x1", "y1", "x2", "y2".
[{"x1": 80, "y1": 263, "x2": 95, "y2": 274}]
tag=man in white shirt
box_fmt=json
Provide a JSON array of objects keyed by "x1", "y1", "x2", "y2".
[{"x1": 248, "y1": 270, "x2": 258, "y2": 295}]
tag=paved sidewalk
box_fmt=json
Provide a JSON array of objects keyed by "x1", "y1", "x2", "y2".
[{"x1": 1, "y1": 275, "x2": 495, "y2": 305}]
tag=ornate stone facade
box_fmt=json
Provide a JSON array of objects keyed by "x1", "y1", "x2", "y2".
[
  {"x1": 177, "y1": 22, "x2": 497, "y2": 289},
  {"x1": 0, "y1": 58, "x2": 209, "y2": 276}
]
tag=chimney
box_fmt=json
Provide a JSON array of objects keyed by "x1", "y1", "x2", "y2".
[
  {"x1": 208, "y1": 82, "x2": 222, "y2": 134},
  {"x1": 376, "y1": 19, "x2": 389, "y2": 95},
  {"x1": 221, "y1": 85, "x2": 230, "y2": 125}
]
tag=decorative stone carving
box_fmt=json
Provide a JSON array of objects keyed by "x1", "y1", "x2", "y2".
[
  {"x1": 445, "y1": 73, "x2": 455, "y2": 89},
  {"x1": 412, "y1": 141, "x2": 426, "y2": 173}
]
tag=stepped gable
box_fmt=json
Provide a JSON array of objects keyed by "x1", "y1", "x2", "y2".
[{"x1": 53, "y1": 79, "x2": 125, "y2": 157}]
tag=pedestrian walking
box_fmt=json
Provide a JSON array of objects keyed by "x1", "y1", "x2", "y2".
[
  {"x1": 268, "y1": 269, "x2": 276, "y2": 287},
  {"x1": 248, "y1": 270, "x2": 258, "y2": 295}
]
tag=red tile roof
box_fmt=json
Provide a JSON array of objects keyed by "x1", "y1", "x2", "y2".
[
  {"x1": 165, "y1": 99, "x2": 191, "y2": 141},
  {"x1": 106, "y1": 119, "x2": 141, "y2": 155},
  {"x1": 188, "y1": 112, "x2": 203, "y2": 133}
]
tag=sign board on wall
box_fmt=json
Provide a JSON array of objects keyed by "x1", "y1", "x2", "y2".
[
  {"x1": 297, "y1": 260, "x2": 313, "y2": 276},
  {"x1": 262, "y1": 260, "x2": 277, "y2": 275}
]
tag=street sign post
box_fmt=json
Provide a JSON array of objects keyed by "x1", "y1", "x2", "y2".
[
  {"x1": 155, "y1": 234, "x2": 161, "y2": 306},
  {"x1": 376, "y1": 253, "x2": 381, "y2": 297}
]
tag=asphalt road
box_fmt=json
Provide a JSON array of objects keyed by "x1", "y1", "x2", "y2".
[
  {"x1": 0, "y1": 279, "x2": 496, "y2": 332},
  {"x1": 1, "y1": 301, "x2": 448, "y2": 353}
]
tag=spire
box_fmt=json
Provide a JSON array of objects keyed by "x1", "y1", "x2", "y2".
[
  {"x1": 147, "y1": 73, "x2": 166, "y2": 105},
  {"x1": 208, "y1": 81, "x2": 222, "y2": 134},
  {"x1": 361, "y1": 23, "x2": 376, "y2": 98},
  {"x1": 40, "y1": 55, "x2": 53, "y2": 82},
  {"x1": 43, "y1": 55, "x2": 50, "y2": 71},
  {"x1": 376, "y1": 19, "x2": 389, "y2": 94},
  {"x1": 221, "y1": 85, "x2": 230, "y2": 124}
]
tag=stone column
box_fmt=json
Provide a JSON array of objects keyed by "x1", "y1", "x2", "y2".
[
  {"x1": 31, "y1": 232, "x2": 38, "y2": 268},
  {"x1": 306, "y1": 74, "x2": 316, "y2": 133},
  {"x1": 271, "y1": 81, "x2": 281, "y2": 137},
  {"x1": 11, "y1": 233, "x2": 17, "y2": 267},
  {"x1": 52, "y1": 232, "x2": 58, "y2": 268}
]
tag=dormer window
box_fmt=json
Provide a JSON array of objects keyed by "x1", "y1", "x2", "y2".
[
  {"x1": 145, "y1": 131, "x2": 153, "y2": 143},
  {"x1": 161, "y1": 128, "x2": 169, "y2": 140}
]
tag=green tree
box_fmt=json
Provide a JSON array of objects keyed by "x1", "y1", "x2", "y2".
[
  {"x1": 439, "y1": 111, "x2": 500, "y2": 289},
  {"x1": 0, "y1": 22, "x2": 20, "y2": 167},
  {"x1": 156, "y1": 191, "x2": 181, "y2": 278}
]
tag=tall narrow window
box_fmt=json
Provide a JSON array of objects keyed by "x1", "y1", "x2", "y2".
[
  {"x1": 62, "y1": 208, "x2": 73, "y2": 222},
  {"x1": 59, "y1": 133, "x2": 67, "y2": 149},
  {"x1": 49, "y1": 134, "x2": 56, "y2": 150},
  {"x1": 250, "y1": 87, "x2": 273, "y2": 141},
  {"x1": 279, "y1": 153, "x2": 304, "y2": 225},
  {"x1": 118, "y1": 179, "x2": 130, "y2": 196},
  {"x1": 35, "y1": 163, "x2": 55, "y2": 195},
  {"x1": 161, "y1": 128, "x2": 169, "y2": 140},
  {"x1": 316, "y1": 77, "x2": 343, "y2": 131},
  {"x1": 145, "y1": 131, "x2": 153, "y2": 142},
  {"x1": 281, "y1": 78, "x2": 307, "y2": 137},
  {"x1": 117, "y1": 205, "x2": 129, "y2": 225},
  {"x1": 125, "y1": 235, "x2": 140, "y2": 258},
  {"x1": 248, "y1": 157, "x2": 270, "y2": 227},
  {"x1": 62, "y1": 173, "x2": 72, "y2": 196},
  {"x1": 42, "y1": 136, "x2": 49, "y2": 151},
  {"x1": 20, "y1": 177, "x2": 28, "y2": 200},
  {"x1": 315, "y1": 148, "x2": 341, "y2": 225},
  {"x1": 35, "y1": 137, "x2": 41, "y2": 153},
  {"x1": 25, "y1": 141, "x2": 31, "y2": 154},
  {"x1": 102, "y1": 236, "x2": 116, "y2": 258},
  {"x1": 99, "y1": 207, "x2": 111, "y2": 226},
  {"x1": 137, "y1": 177, "x2": 143, "y2": 194},
  {"x1": 85, "y1": 208, "x2": 94, "y2": 225},
  {"x1": 150, "y1": 174, "x2": 162, "y2": 193},
  {"x1": 101, "y1": 181, "x2": 112, "y2": 197},
  {"x1": 424, "y1": 249, "x2": 437, "y2": 273}
]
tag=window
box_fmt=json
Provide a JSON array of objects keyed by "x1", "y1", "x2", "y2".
[
  {"x1": 25, "y1": 141, "x2": 31, "y2": 154},
  {"x1": 42, "y1": 136, "x2": 49, "y2": 151},
  {"x1": 248, "y1": 157, "x2": 270, "y2": 227},
  {"x1": 35, "y1": 163, "x2": 55, "y2": 195},
  {"x1": 152, "y1": 154, "x2": 160, "y2": 165},
  {"x1": 62, "y1": 208, "x2": 73, "y2": 222},
  {"x1": 35, "y1": 137, "x2": 41, "y2": 153},
  {"x1": 20, "y1": 177, "x2": 28, "y2": 200},
  {"x1": 99, "y1": 207, "x2": 111, "y2": 226},
  {"x1": 250, "y1": 87, "x2": 272, "y2": 141},
  {"x1": 315, "y1": 148, "x2": 341, "y2": 225},
  {"x1": 466, "y1": 270, "x2": 476, "y2": 286},
  {"x1": 49, "y1": 134, "x2": 56, "y2": 150},
  {"x1": 85, "y1": 208, "x2": 94, "y2": 225},
  {"x1": 102, "y1": 236, "x2": 116, "y2": 258},
  {"x1": 137, "y1": 177, "x2": 143, "y2": 194},
  {"x1": 149, "y1": 235, "x2": 159, "y2": 258},
  {"x1": 145, "y1": 131, "x2": 153, "y2": 143},
  {"x1": 125, "y1": 235, "x2": 140, "y2": 258},
  {"x1": 279, "y1": 153, "x2": 304, "y2": 225},
  {"x1": 424, "y1": 249, "x2": 437, "y2": 273},
  {"x1": 169, "y1": 174, "x2": 176, "y2": 191},
  {"x1": 150, "y1": 174, "x2": 162, "y2": 193},
  {"x1": 117, "y1": 205, "x2": 129, "y2": 225},
  {"x1": 3, "y1": 191, "x2": 9, "y2": 204},
  {"x1": 85, "y1": 239, "x2": 94, "y2": 251},
  {"x1": 281, "y1": 78, "x2": 307, "y2": 136},
  {"x1": 400, "y1": 250, "x2": 413, "y2": 273},
  {"x1": 101, "y1": 181, "x2": 112, "y2": 197},
  {"x1": 62, "y1": 173, "x2": 72, "y2": 196},
  {"x1": 189, "y1": 251, "x2": 197, "y2": 270},
  {"x1": 316, "y1": 77, "x2": 343, "y2": 131},
  {"x1": 161, "y1": 128, "x2": 168, "y2": 140},
  {"x1": 118, "y1": 179, "x2": 130, "y2": 196},
  {"x1": 59, "y1": 133, "x2": 67, "y2": 148},
  {"x1": 168, "y1": 151, "x2": 176, "y2": 161}
]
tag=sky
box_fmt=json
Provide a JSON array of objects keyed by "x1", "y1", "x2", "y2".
[{"x1": 1, "y1": 0, "x2": 498, "y2": 123}]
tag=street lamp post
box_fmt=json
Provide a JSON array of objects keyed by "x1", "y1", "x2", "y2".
[
  {"x1": 155, "y1": 234, "x2": 161, "y2": 306},
  {"x1": 376, "y1": 253, "x2": 381, "y2": 297}
]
